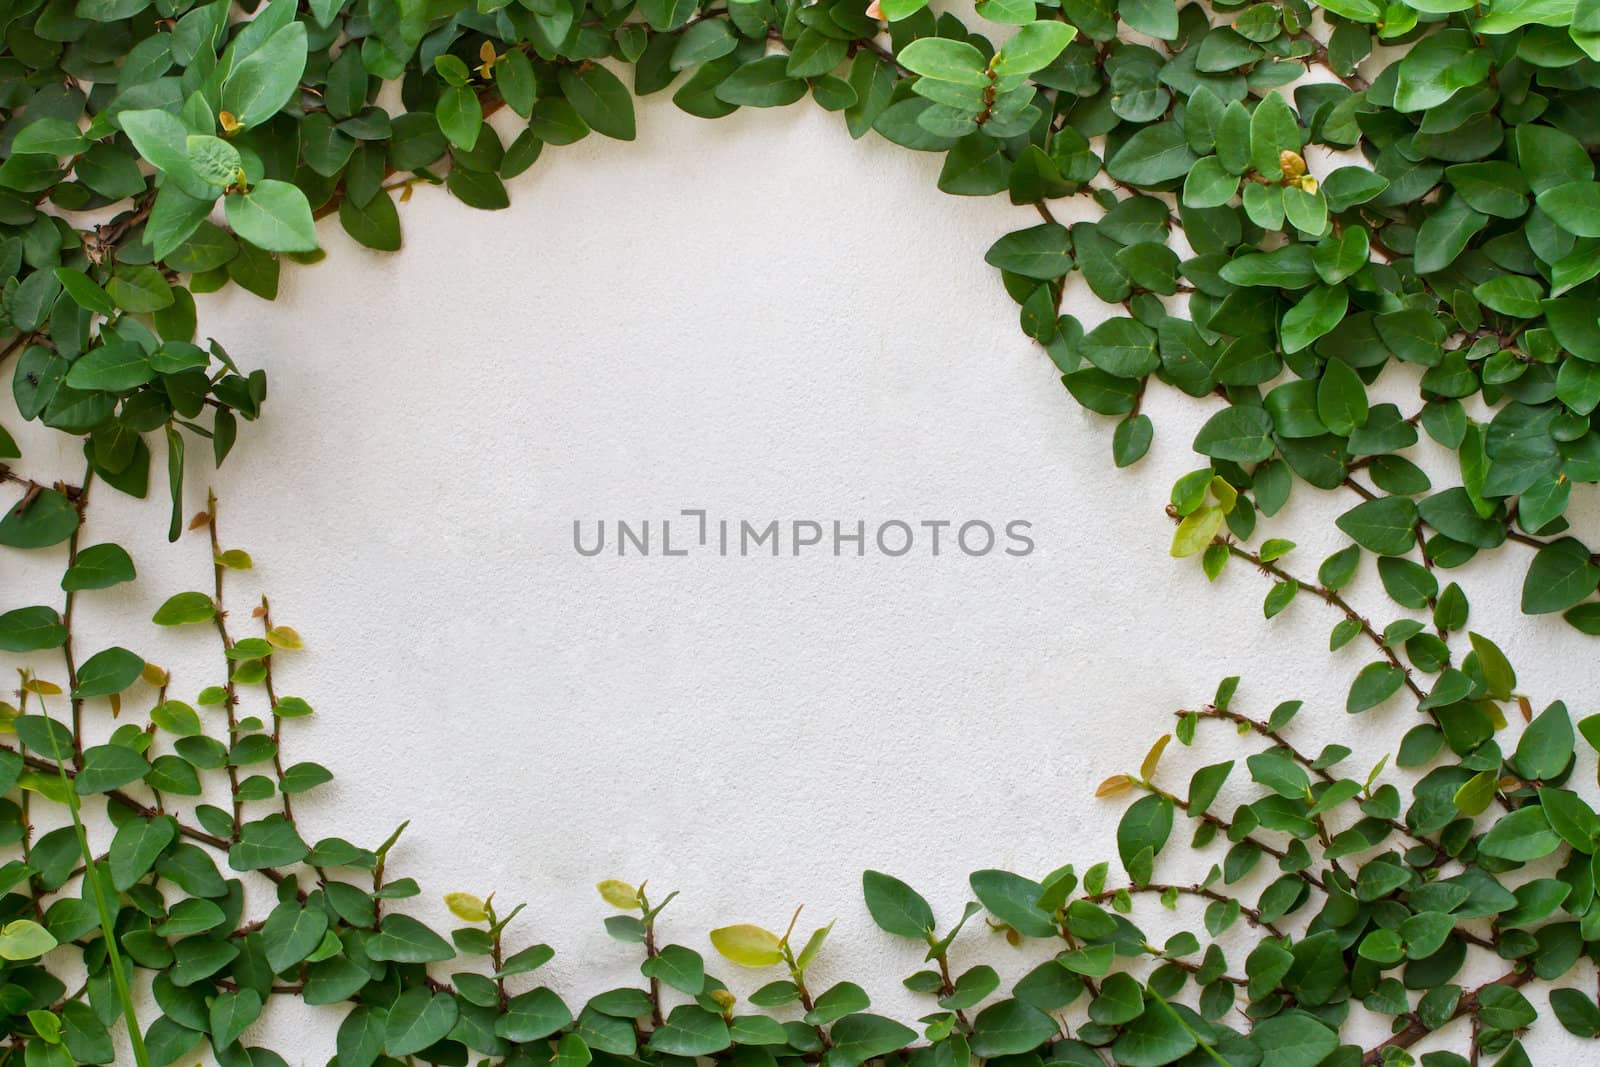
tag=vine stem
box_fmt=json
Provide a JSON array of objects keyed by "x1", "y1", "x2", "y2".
[
  {"x1": 204, "y1": 490, "x2": 246, "y2": 835},
  {"x1": 257, "y1": 596, "x2": 295, "y2": 824},
  {"x1": 0, "y1": 332, "x2": 33, "y2": 366},
  {"x1": 1084, "y1": 881, "x2": 1285, "y2": 938},
  {"x1": 4, "y1": 749, "x2": 289, "y2": 885},
  {"x1": 930, "y1": 950, "x2": 972, "y2": 1027},
  {"x1": 1208, "y1": 536, "x2": 1522, "y2": 812},
  {"x1": 1143, "y1": 783, "x2": 1328, "y2": 892},
  {"x1": 643, "y1": 907, "x2": 664, "y2": 1027},
  {"x1": 1187, "y1": 705, "x2": 1436, "y2": 854},
  {"x1": 1360, "y1": 968, "x2": 1532, "y2": 1064},
  {"x1": 1215, "y1": 536, "x2": 1425, "y2": 701},
  {"x1": 62, "y1": 464, "x2": 93, "y2": 769}
]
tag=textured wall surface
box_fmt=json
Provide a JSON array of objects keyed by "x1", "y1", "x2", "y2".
[{"x1": 5, "y1": 92, "x2": 1595, "y2": 1060}]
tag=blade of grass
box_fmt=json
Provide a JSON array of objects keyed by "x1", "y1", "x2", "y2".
[{"x1": 39, "y1": 697, "x2": 152, "y2": 1067}]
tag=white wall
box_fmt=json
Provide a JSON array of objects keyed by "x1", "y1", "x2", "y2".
[{"x1": 5, "y1": 92, "x2": 1594, "y2": 1060}]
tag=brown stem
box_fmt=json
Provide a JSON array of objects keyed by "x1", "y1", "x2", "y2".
[
  {"x1": 1361, "y1": 968, "x2": 1531, "y2": 1065},
  {"x1": 1085, "y1": 881, "x2": 1285, "y2": 939},
  {"x1": 61, "y1": 465, "x2": 93, "y2": 769},
  {"x1": 257, "y1": 596, "x2": 294, "y2": 824},
  {"x1": 1220, "y1": 538, "x2": 1425, "y2": 701},
  {"x1": 1190, "y1": 705, "x2": 1435, "y2": 853},
  {"x1": 7, "y1": 748, "x2": 287, "y2": 885},
  {"x1": 205, "y1": 492, "x2": 245, "y2": 835},
  {"x1": 1147, "y1": 785, "x2": 1327, "y2": 892},
  {"x1": 644, "y1": 919, "x2": 664, "y2": 1027}
]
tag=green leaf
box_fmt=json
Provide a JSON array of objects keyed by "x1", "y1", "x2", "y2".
[
  {"x1": 1112, "y1": 998, "x2": 1196, "y2": 1066},
  {"x1": 1314, "y1": 227, "x2": 1370, "y2": 284},
  {"x1": 1249, "y1": 91, "x2": 1300, "y2": 179},
  {"x1": 827, "y1": 1014, "x2": 918, "y2": 1067},
  {"x1": 185, "y1": 134, "x2": 242, "y2": 187},
  {"x1": 498, "y1": 50, "x2": 537, "y2": 117},
  {"x1": 0, "y1": 607, "x2": 67, "y2": 652},
  {"x1": 1378, "y1": 557, "x2": 1436, "y2": 610},
  {"x1": 1081, "y1": 318, "x2": 1159, "y2": 378},
  {"x1": 228, "y1": 816, "x2": 310, "y2": 872},
  {"x1": 938, "y1": 134, "x2": 1009, "y2": 196},
  {"x1": 1171, "y1": 505, "x2": 1223, "y2": 558},
  {"x1": 1415, "y1": 196, "x2": 1488, "y2": 273},
  {"x1": 498, "y1": 942, "x2": 556, "y2": 977},
  {"x1": 1107, "y1": 122, "x2": 1196, "y2": 186},
  {"x1": 1479, "y1": 806, "x2": 1561, "y2": 861},
  {"x1": 1283, "y1": 186, "x2": 1327, "y2": 236},
  {"x1": 672, "y1": 21, "x2": 736, "y2": 70},
  {"x1": 61, "y1": 543, "x2": 136, "y2": 591},
  {"x1": 262, "y1": 902, "x2": 330, "y2": 971},
  {"x1": 897, "y1": 38, "x2": 989, "y2": 87},
  {"x1": 340, "y1": 190, "x2": 402, "y2": 252},
  {"x1": 1193, "y1": 406, "x2": 1275, "y2": 463},
  {"x1": 1394, "y1": 30, "x2": 1487, "y2": 111},
  {"x1": 984, "y1": 224, "x2": 1072, "y2": 280},
  {"x1": 1116, "y1": 793, "x2": 1173, "y2": 885},
  {"x1": 1280, "y1": 285, "x2": 1346, "y2": 353},
  {"x1": 152, "y1": 591, "x2": 215, "y2": 626},
  {"x1": 969, "y1": 999, "x2": 1057, "y2": 1057},
  {"x1": 150, "y1": 700, "x2": 202, "y2": 736},
  {"x1": 209, "y1": 988, "x2": 262, "y2": 1051},
  {"x1": 861, "y1": 870, "x2": 934, "y2": 938},
  {"x1": 1113, "y1": 414, "x2": 1154, "y2": 468},
  {"x1": 1469, "y1": 631, "x2": 1516, "y2": 700},
  {"x1": 1346, "y1": 662, "x2": 1404, "y2": 713},
  {"x1": 118, "y1": 109, "x2": 191, "y2": 177},
  {"x1": 225, "y1": 180, "x2": 319, "y2": 253},
  {"x1": 714, "y1": 57, "x2": 807, "y2": 107},
  {"x1": 1521, "y1": 538, "x2": 1600, "y2": 614},
  {"x1": 1516, "y1": 701, "x2": 1575, "y2": 780},
  {"x1": 1551, "y1": 988, "x2": 1600, "y2": 1037},
  {"x1": 1250, "y1": 1012, "x2": 1338, "y2": 1067},
  {"x1": 1317, "y1": 359, "x2": 1368, "y2": 436},
  {"x1": 1474, "y1": 274, "x2": 1545, "y2": 318},
  {"x1": 107, "y1": 266, "x2": 174, "y2": 313},
  {"x1": 165, "y1": 425, "x2": 184, "y2": 544},
  {"x1": 940, "y1": 965, "x2": 1000, "y2": 1010},
  {"x1": 969, "y1": 869, "x2": 1054, "y2": 937},
  {"x1": 12, "y1": 118, "x2": 89, "y2": 157},
  {"x1": 53, "y1": 269, "x2": 116, "y2": 316},
  {"x1": 709, "y1": 924, "x2": 784, "y2": 966},
  {"x1": 0, "y1": 491, "x2": 79, "y2": 550},
  {"x1": 804, "y1": 981, "x2": 869, "y2": 1026},
  {"x1": 109, "y1": 816, "x2": 176, "y2": 890},
  {"x1": 75, "y1": 744, "x2": 151, "y2": 793},
  {"x1": 386, "y1": 988, "x2": 459, "y2": 1056},
  {"x1": 1540, "y1": 787, "x2": 1599, "y2": 852},
  {"x1": 559, "y1": 65, "x2": 636, "y2": 140},
  {"x1": 436, "y1": 85, "x2": 483, "y2": 151},
  {"x1": 640, "y1": 944, "x2": 705, "y2": 994},
  {"x1": 1247, "y1": 749, "x2": 1309, "y2": 798},
  {"x1": 73, "y1": 647, "x2": 145, "y2": 699},
  {"x1": 66, "y1": 343, "x2": 154, "y2": 392},
  {"x1": 991, "y1": 21, "x2": 1077, "y2": 77},
  {"x1": 1335, "y1": 496, "x2": 1417, "y2": 555},
  {"x1": 221, "y1": 22, "x2": 310, "y2": 129},
  {"x1": 1183, "y1": 155, "x2": 1238, "y2": 208},
  {"x1": 647, "y1": 1005, "x2": 729, "y2": 1056},
  {"x1": 0, "y1": 920, "x2": 57, "y2": 961}
]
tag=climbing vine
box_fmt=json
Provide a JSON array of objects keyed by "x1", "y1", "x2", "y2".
[{"x1": 2, "y1": 0, "x2": 1600, "y2": 1063}]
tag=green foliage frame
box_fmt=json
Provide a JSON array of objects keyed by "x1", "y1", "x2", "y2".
[{"x1": 4, "y1": 0, "x2": 1600, "y2": 1063}]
